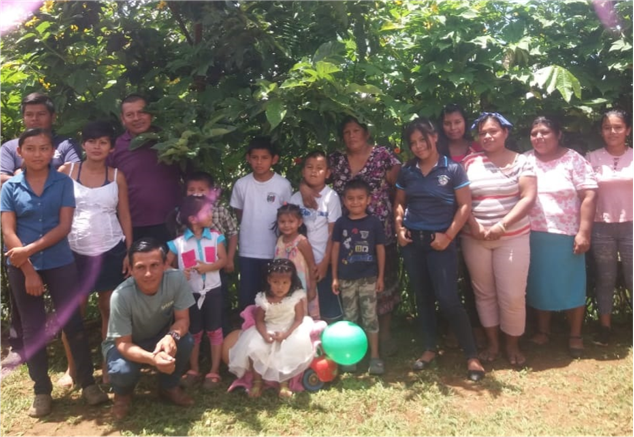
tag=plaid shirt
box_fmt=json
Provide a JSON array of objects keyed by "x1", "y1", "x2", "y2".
[{"x1": 212, "y1": 201, "x2": 238, "y2": 238}]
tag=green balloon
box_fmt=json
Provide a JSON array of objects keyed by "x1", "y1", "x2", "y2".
[{"x1": 321, "y1": 321, "x2": 368, "y2": 365}]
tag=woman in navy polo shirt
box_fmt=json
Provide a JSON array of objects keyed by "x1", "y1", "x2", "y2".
[{"x1": 394, "y1": 118, "x2": 485, "y2": 381}]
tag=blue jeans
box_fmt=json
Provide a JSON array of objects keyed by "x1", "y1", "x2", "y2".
[
  {"x1": 107, "y1": 333, "x2": 194, "y2": 395},
  {"x1": 238, "y1": 257, "x2": 271, "y2": 311},
  {"x1": 401, "y1": 231, "x2": 477, "y2": 359},
  {"x1": 7, "y1": 263, "x2": 96, "y2": 394},
  {"x1": 317, "y1": 267, "x2": 343, "y2": 321}
]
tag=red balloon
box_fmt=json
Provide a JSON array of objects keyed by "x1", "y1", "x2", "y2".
[{"x1": 310, "y1": 355, "x2": 338, "y2": 382}]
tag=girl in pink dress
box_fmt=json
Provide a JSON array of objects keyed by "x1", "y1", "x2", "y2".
[{"x1": 273, "y1": 204, "x2": 318, "y2": 317}]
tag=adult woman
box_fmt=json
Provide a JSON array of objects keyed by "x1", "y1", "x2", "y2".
[
  {"x1": 437, "y1": 103, "x2": 485, "y2": 348},
  {"x1": 586, "y1": 110, "x2": 632, "y2": 346},
  {"x1": 394, "y1": 118, "x2": 485, "y2": 381},
  {"x1": 438, "y1": 103, "x2": 483, "y2": 162},
  {"x1": 58, "y1": 121, "x2": 133, "y2": 385},
  {"x1": 461, "y1": 113, "x2": 536, "y2": 367},
  {"x1": 301, "y1": 116, "x2": 401, "y2": 354},
  {"x1": 525, "y1": 116, "x2": 597, "y2": 357}
]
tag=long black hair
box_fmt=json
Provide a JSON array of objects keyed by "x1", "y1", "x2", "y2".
[
  {"x1": 264, "y1": 258, "x2": 303, "y2": 297},
  {"x1": 437, "y1": 103, "x2": 472, "y2": 157},
  {"x1": 402, "y1": 118, "x2": 439, "y2": 168}
]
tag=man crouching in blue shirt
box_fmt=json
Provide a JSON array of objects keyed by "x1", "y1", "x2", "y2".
[{"x1": 103, "y1": 238, "x2": 195, "y2": 420}]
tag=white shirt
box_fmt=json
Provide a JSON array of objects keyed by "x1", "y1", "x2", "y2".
[
  {"x1": 290, "y1": 185, "x2": 342, "y2": 263},
  {"x1": 68, "y1": 164, "x2": 125, "y2": 256},
  {"x1": 230, "y1": 172, "x2": 292, "y2": 258}
]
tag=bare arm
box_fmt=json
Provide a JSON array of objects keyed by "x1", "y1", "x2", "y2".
[
  {"x1": 574, "y1": 189, "x2": 597, "y2": 254},
  {"x1": 375, "y1": 243, "x2": 385, "y2": 292},
  {"x1": 1, "y1": 211, "x2": 44, "y2": 296},
  {"x1": 385, "y1": 163, "x2": 402, "y2": 188},
  {"x1": 331, "y1": 241, "x2": 341, "y2": 295},
  {"x1": 225, "y1": 234, "x2": 238, "y2": 273},
  {"x1": 233, "y1": 208, "x2": 243, "y2": 223},
  {"x1": 298, "y1": 180, "x2": 319, "y2": 209},
  {"x1": 255, "y1": 306, "x2": 273, "y2": 343},
  {"x1": 297, "y1": 237, "x2": 317, "y2": 301},
  {"x1": 393, "y1": 188, "x2": 412, "y2": 246},
  {"x1": 485, "y1": 175, "x2": 537, "y2": 240},
  {"x1": 116, "y1": 170, "x2": 134, "y2": 249},
  {"x1": 316, "y1": 222, "x2": 335, "y2": 281}
]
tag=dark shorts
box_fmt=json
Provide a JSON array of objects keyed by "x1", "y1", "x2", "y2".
[
  {"x1": 317, "y1": 267, "x2": 343, "y2": 320},
  {"x1": 74, "y1": 240, "x2": 127, "y2": 294}
]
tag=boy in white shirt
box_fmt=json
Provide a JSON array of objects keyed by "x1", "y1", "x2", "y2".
[
  {"x1": 230, "y1": 137, "x2": 292, "y2": 310},
  {"x1": 291, "y1": 150, "x2": 342, "y2": 321}
]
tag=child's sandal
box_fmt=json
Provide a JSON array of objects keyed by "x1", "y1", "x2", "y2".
[
  {"x1": 202, "y1": 372, "x2": 221, "y2": 391},
  {"x1": 278, "y1": 383, "x2": 293, "y2": 398},
  {"x1": 181, "y1": 370, "x2": 201, "y2": 388},
  {"x1": 249, "y1": 379, "x2": 263, "y2": 398}
]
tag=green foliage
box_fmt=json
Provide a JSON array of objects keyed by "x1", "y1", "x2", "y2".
[{"x1": 2, "y1": 0, "x2": 631, "y2": 189}]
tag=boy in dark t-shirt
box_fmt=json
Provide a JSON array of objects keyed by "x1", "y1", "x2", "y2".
[{"x1": 331, "y1": 179, "x2": 385, "y2": 375}]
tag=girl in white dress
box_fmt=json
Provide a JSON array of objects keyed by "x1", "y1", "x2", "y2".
[{"x1": 229, "y1": 259, "x2": 315, "y2": 398}]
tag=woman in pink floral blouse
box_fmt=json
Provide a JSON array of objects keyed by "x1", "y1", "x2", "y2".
[{"x1": 524, "y1": 116, "x2": 598, "y2": 358}]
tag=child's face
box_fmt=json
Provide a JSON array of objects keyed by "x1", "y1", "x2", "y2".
[
  {"x1": 302, "y1": 156, "x2": 330, "y2": 189},
  {"x1": 186, "y1": 180, "x2": 212, "y2": 197},
  {"x1": 278, "y1": 213, "x2": 302, "y2": 236},
  {"x1": 343, "y1": 188, "x2": 370, "y2": 216},
  {"x1": 267, "y1": 272, "x2": 292, "y2": 298},
  {"x1": 190, "y1": 204, "x2": 213, "y2": 229},
  {"x1": 82, "y1": 136, "x2": 113, "y2": 161},
  {"x1": 17, "y1": 134, "x2": 55, "y2": 171},
  {"x1": 247, "y1": 148, "x2": 277, "y2": 177}
]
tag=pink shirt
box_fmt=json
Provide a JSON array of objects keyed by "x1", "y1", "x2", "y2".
[
  {"x1": 586, "y1": 147, "x2": 633, "y2": 223},
  {"x1": 525, "y1": 149, "x2": 598, "y2": 236}
]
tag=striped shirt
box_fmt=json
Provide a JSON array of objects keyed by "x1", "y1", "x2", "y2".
[{"x1": 463, "y1": 152, "x2": 535, "y2": 238}]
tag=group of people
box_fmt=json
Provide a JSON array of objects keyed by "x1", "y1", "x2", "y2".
[{"x1": 0, "y1": 92, "x2": 631, "y2": 420}]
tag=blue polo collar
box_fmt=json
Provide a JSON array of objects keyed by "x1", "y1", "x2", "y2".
[{"x1": 183, "y1": 227, "x2": 212, "y2": 240}]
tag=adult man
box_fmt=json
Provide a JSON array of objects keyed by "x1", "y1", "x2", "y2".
[
  {"x1": 103, "y1": 238, "x2": 195, "y2": 420},
  {"x1": 0, "y1": 93, "x2": 81, "y2": 184},
  {"x1": 0, "y1": 92, "x2": 81, "y2": 370},
  {"x1": 107, "y1": 94, "x2": 183, "y2": 244}
]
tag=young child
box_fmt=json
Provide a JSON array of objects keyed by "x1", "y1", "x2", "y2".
[
  {"x1": 0, "y1": 128, "x2": 107, "y2": 417},
  {"x1": 291, "y1": 150, "x2": 342, "y2": 322},
  {"x1": 184, "y1": 171, "x2": 239, "y2": 336},
  {"x1": 273, "y1": 204, "x2": 317, "y2": 317},
  {"x1": 331, "y1": 179, "x2": 386, "y2": 375},
  {"x1": 228, "y1": 259, "x2": 316, "y2": 398},
  {"x1": 230, "y1": 137, "x2": 292, "y2": 311},
  {"x1": 166, "y1": 195, "x2": 227, "y2": 390}
]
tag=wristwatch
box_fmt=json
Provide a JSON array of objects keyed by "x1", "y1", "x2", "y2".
[{"x1": 167, "y1": 330, "x2": 181, "y2": 342}]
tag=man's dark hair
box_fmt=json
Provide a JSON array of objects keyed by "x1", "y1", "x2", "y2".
[
  {"x1": 18, "y1": 128, "x2": 54, "y2": 147},
  {"x1": 81, "y1": 120, "x2": 116, "y2": 147},
  {"x1": 185, "y1": 171, "x2": 215, "y2": 189},
  {"x1": 20, "y1": 93, "x2": 55, "y2": 115},
  {"x1": 128, "y1": 237, "x2": 167, "y2": 265},
  {"x1": 246, "y1": 136, "x2": 277, "y2": 157},
  {"x1": 343, "y1": 178, "x2": 371, "y2": 196},
  {"x1": 120, "y1": 93, "x2": 149, "y2": 112},
  {"x1": 303, "y1": 149, "x2": 329, "y2": 168}
]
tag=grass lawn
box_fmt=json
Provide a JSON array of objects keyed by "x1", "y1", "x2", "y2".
[{"x1": 1, "y1": 315, "x2": 632, "y2": 436}]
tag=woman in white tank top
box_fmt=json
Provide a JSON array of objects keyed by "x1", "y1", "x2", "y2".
[{"x1": 58, "y1": 121, "x2": 133, "y2": 386}]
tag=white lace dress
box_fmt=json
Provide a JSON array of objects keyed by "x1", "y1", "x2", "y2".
[{"x1": 229, "y1": 290, "x2": 315, "y2": 382}]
